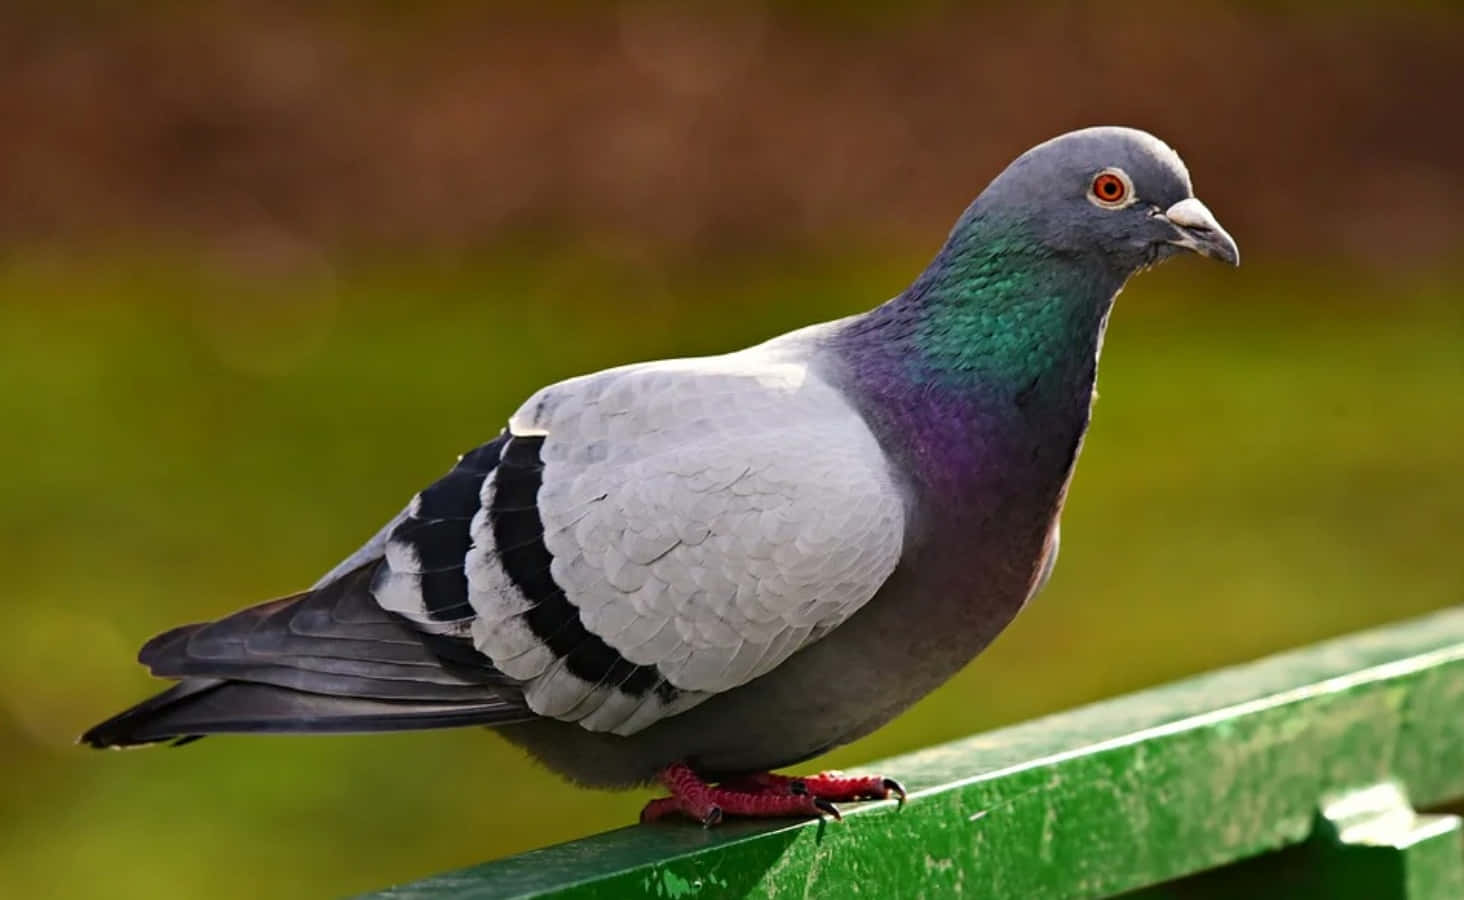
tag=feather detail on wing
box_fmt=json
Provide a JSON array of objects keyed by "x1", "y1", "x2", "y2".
[{"x1": 466, "y1": 348, "x2": 906, "y2": 736}]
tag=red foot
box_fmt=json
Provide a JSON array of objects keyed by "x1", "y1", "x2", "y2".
[
  {"x1": 640, "y1": 763, "x2": 907, "y2": 826},
  {"x1": 723, "y1": 770, "x2": 908, "y2": 804}
]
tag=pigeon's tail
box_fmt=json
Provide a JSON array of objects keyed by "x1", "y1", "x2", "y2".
[
  {"x1": 80, "y1": 565, "x2": 532, "y2": 749},
  {"x1": 79, "y1": 677, "x2": 527, "y2": 748}
]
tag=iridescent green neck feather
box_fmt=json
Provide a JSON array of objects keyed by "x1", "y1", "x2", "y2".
[
  {"x1": 828, "y1": 212, "x2": 1128, "y2": 498},
  {"x1": 861, "y1": 214, "x2": 1123, "y2": 401}
]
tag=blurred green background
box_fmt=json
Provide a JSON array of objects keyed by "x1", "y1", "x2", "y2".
[{"x1": 1, "y1": 2, "x2": 1461, "y2": 898}]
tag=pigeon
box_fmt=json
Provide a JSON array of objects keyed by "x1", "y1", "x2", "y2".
[{"x1": 82, "y1": 126, "x2": 1238, "y2": 825}]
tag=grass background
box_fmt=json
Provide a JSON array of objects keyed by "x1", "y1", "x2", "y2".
[{"x1": 1, "y1": 250, "x2": 1460, "y2": 898}]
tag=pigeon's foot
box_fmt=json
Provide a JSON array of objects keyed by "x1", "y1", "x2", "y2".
[
  {"x1": 722, "y1": 770, "x2": 908, "y2": 805},
  {"x1": 639, "y1": 762, "x2": 906, "y2": 826}
]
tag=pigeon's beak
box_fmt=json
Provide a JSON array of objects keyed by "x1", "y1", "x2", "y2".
[{"x1": 1162, "y1": 198, "x2": 1239, "y2": 266}]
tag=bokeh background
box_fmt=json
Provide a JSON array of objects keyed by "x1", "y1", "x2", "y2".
[{"x1": 2, "y1": 2, "x2": 1461, "y2": 897}]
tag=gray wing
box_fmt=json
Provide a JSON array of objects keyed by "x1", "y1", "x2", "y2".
[
  {"x1": 377, "y1": 349, "x2": 907, "y2": 737},
  {"x1": 86, "y1": 345, "x2": 906, "y2": 748}
]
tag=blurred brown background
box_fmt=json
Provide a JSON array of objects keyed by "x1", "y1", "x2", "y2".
[
  {"x1": 1, "y1": 3, "x2": 1461, "y2": 899},
  {"x1": 3, "y1": 2, "x2": 1461, "y2": 260}
]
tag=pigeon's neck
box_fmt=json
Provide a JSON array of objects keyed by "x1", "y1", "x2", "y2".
[{"x1": 830, "y1": 215, "x2": 1124, "y2": 502}]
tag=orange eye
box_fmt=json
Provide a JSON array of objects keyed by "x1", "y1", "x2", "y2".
[{"x1": 1090, "y1": 171, "x2": 1130, "y2": 207}]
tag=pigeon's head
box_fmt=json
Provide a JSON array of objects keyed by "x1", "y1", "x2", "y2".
[{"x1": 974, "y1": 126, "x2": 1239, "y2": 272}]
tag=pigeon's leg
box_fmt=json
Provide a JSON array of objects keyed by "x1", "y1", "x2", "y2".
[
  {"x1": 640, "y1": 762, "x2": 841, "y2": 825},
  {"x1": 724, "y1": 770, "x2": 908, "y2": 805},
  {"x1": 639, "y1": 763, "x2": 906, "y2": 826}
]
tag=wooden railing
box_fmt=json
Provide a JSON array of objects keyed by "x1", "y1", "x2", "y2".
[{"x1": 359, "y1": 607, "x2": 1464, "y2": 899}]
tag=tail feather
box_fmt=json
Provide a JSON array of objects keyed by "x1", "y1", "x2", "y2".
[
  {"x1": 81, "y1": 564, "x2": 532, "y2": 749},
  {"x1": 80, "y1": 678, "x2": 525, "y2": 748},
  {"x1": 81, "y1": 678, "x2": 224, "y2": 748}
]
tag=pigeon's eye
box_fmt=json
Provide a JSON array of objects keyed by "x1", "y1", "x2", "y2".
[{"x1": 1089, "y1": 169, "x2": 1133, "y2": 209}]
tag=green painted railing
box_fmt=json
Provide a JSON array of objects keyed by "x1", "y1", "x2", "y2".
[{"x1": 361, "y1": 607, "x2": 1464, "y2": 899}]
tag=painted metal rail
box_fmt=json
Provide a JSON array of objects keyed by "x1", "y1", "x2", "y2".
[{"x1": 360, "y1": 607, "x2": 1464, "y2": 899}]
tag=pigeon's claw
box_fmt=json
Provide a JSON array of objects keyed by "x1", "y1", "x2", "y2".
[
  {"x1": 882, "y1": 777, "x2": 909, "y2": 805},
  {"x1": 640, "y1": 764, "x2": 904, "y2": 826}
]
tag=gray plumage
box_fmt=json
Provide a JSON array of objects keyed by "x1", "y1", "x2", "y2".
[{"x1": 83, "y1": 127, "x2": 1237, "y2": 792}]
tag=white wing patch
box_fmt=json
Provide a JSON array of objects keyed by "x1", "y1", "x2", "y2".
[{"x1": 467, "y1": 347, "x2": 906, "y2": 735}]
